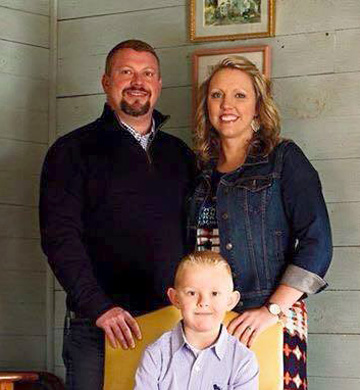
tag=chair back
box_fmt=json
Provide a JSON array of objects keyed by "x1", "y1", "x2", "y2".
[{"x1": 104, "y1": 306, "x2": 283, "y2": 390}]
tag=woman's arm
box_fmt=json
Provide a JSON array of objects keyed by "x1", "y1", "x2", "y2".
[
  {"x1": 228, "y1": 142, "x2": 332, "y2": 347},
  {"x1": 227, "y1": 284, "x2": 303, "y2": 347}
]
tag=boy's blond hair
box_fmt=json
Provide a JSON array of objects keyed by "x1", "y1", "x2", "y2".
[{"x1": 174, "y1": 251, "x2": 233, "y2": 288}]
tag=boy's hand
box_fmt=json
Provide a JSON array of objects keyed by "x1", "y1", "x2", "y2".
[
  {"x1": 227, "y1": 307, "x2": 278, "y2": 347},
  {"x1": 96, "y1": 307, "x2": 142, "y2": 349}
]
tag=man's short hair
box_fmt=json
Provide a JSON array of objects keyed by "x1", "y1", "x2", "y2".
[{"x1": 105, "y1": 39, "x2": 160, "y2": 75}]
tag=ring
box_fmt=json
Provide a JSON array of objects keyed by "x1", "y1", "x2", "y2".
[{"x1": 246, "y1": 326, "x2": 252, "y2": 332}]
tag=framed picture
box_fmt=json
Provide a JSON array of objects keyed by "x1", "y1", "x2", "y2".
[
  {"x1": 190, "y1": 0, "x2": 275, "y2": 42},
  {"x1": 193, "y1": 45, "x2": 270, "y2": 90},
  {"x1": 192, "y1": 45, "x2": 270, "y2": 123}
]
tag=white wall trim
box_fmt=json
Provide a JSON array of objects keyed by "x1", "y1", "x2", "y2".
[{"x1": 46, "y1": 0, "x2": 58, "y2": 372}]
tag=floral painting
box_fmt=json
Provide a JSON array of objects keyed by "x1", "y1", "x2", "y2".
[
  {"x1": 190, "y1": 0, "x2": 275, "y2": 42},
  {"x1": 204, "y1": 0, "x2": 261, "y2": 27}
]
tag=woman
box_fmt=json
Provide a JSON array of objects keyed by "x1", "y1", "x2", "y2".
[{"x1": 187, "y1": 56, "x2": 332, "y2": 389}]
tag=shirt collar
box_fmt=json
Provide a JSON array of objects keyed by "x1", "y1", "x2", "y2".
[
  {"x1": 171, "y1": 321, "x2": 228, "y2": 361},
  {"x1": 116, "y1": 114, "x2": 155, "y2": 138}
]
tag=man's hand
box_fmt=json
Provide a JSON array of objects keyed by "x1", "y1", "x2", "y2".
[{"x1": 95, "y1": 307, "x2": 142, "y2": 350}]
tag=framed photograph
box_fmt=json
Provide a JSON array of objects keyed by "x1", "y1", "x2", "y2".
[
  {"x1": 190, "y1": 0, "x2": 275, "y2": 42},
  {"x1": 192, "y1": 45, "x2": 270, "y2": 123}
]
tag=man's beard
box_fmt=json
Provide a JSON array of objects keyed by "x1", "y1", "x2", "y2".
[
  {"x1": 120, "y1": 99, "x2": 150, "y2": 117},
  {"x1": 120, "y1": 87, "x2": 151, "y2": 117}
]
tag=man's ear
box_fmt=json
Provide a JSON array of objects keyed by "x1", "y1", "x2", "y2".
[
  {"x1": 227, "y1": 290, "x2": 241, "y2": 311},
  {"x1": 101, "y1": 73, "x2": 110, "y2": 93},
  {"x1": 167, "y1": 287, "x2": 181, "y2": 309}
]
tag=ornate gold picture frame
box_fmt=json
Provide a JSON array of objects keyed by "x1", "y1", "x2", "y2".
[{"x1": 190, "y1": 0, "x2": 276, "y2": 42}]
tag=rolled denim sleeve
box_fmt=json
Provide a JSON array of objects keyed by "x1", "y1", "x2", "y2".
[{"x1": 280, "y1": 142, "x2": 332, "y2": 294}]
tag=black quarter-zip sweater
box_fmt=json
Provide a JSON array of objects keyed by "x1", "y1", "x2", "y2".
[{"x1": 40, "y1": 104, "x2": 196, "y2": 320}]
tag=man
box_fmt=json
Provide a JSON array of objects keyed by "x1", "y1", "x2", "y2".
[{"x1": 39, "y1": 40, "x2": 195, "y2": 390}]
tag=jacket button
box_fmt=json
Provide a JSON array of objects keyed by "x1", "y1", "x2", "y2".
[
  {"x1": 222, "y1": 212, "x2": 229, "y2": 220},
  {"x1": 225, "y1": 242, "x2": 233, "y2": 250}
]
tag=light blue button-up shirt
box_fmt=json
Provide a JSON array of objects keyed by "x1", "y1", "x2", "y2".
[{"x1": 134, "y1": 322, "x2": 259, "y2": 390}]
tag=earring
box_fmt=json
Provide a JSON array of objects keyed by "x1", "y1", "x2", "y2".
[{"x1": 251, "y1": 118, "x2": 260, "y2": 133}]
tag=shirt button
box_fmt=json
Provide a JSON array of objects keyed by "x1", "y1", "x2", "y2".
[
  {"x1": 225, "y1": 242, "x2": 233, "y2": 250},
  {"x1": 222, "y1": 212, "x2": 229, "y2": 220}
]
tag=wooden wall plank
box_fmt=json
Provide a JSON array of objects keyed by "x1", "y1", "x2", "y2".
[
  {"x1": 59, "y1": 0, "x2": 185, "y2": 19},
  {"x1": 57, "y1": 72, "x2": 360, "y2": 141},
  {"x1": 0, "y1": 73, "x2": 48, "y2": 113},
  {"x1": 57, "y1": 31, "x2": 335, "y2": 97},
  {"x1": 308, "y1": 334, "x2": 360, "y2": 378},
  {"x1": 0, "y1": 271, "x2": 45, "y2": 303},
  {"x1": 0, "y1": 173, "x2": 39, "y2": 206},
  {"x1": 307, "y1": 291, "x2": 360, "y2": 334},
  {"x1": 328, "y1": 202, "x2": 360, "y2": 246},
  {"x1": 0, "y1": 206, "x2": 39, "y2": 239},
  {"x1": 54, "y1": 290, "x2": 66, "y2": 329},
  {"x1": 0, "y1": 336, "x2": 46, "y2": 368},
  {"x1": 57, "y1": 98, "x2": 360, "y2": 161},
  {"x1": 56, "y1": 95, "x2": 104, "y2": 137},
  {"x1": 309, "y1": 377, "x2": 360, "y2": 390},
  {"x1": 326, "y1": 247, "x2": 360, "y2": 291},
  {"x1": 0, "y1": 0, "x2": 49, "y2": 16},
  {"x1": 0, "y1": 106, "x2": 48, "y2": 143},
  {"x1": 54, "y1": 365, "x2": 65, "y2": 382},
  {"x1": 335, "y1": 28, "x2": 360, "y2": 73},
  {"x1": 54, "y1": 329, "x2": 63, "y2": 367},
  {"x1": 0, "y1": 238, "x2": 45, "y2": 272},
  {"x1": 0, "y1": 40, "x2": 49, "y2": 80},
  {"x1": 282, "y1": 117, "x2": 360, "y2": 160},
  {"x1": 0, "y1": 140, "x2": 46, "y2": 174},
  {"x1": 0, "y1": 7, "x2": 49, "y2": 47},
  {"x1": 274, "y1": 73, "x2": 360, "y2": 120},
  {"x1": 276, "y1": 0, "x2": 360, "y2": 35},
  {"x1": 313, "y1": 159, "x2": 360, "y2": 203},
  {"x1": 0, "y1": 303, "x2": 46, "y2": 335},
  {"x1": 58, "y1": 6, "x2": 186, "y2": 59}
]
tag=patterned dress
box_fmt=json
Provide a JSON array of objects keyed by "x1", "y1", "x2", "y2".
[{"x1": 195, "y1": 170, "x2": 308, "y2": 390}]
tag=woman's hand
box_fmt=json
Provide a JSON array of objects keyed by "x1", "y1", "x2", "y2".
[{"x1": 227, "y1": 306, "x2": 279, "y2": 347}]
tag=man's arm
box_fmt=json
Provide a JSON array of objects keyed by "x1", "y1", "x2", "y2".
[{"x1": 39, "y1": 137, "x2": 141, "y2": 348}]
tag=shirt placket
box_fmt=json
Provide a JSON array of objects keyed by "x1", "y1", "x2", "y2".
[{"x1": 188, "y1": 350, "x2": 205, "y2": 390}]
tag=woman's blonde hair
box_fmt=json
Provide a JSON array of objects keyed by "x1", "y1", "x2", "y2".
[
  {"x1": 194, "y1": 55, "x2": 281, "y2": 165},
  {"x1": 174, "y1": 251, "x2": 233, "y2": 288}
]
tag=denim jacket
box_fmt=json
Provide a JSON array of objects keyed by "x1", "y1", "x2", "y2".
[{"x1": 187, "y1": 140, "x2": 332, "y2": 310}]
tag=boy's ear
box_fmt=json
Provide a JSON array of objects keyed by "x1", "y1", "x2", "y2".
[
  {"x1": 227, "y1": 290, "x2": 241, "y2": 311},
  {"x1": 167, "y1": 287, "x2": 181, "y2": 309}
]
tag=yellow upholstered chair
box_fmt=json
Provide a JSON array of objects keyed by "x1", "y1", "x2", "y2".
[{"x1": 104, "y1": 306, "x2": 283, "y2": 390}]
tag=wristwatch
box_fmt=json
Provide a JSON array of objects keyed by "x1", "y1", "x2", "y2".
[{"x1": 265, "y1": 302, "x2": 284, "y2": 318}]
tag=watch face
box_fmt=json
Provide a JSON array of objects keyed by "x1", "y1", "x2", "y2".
[{"x1": 269, "y1": 303, "x2": 281, "y2": 315}]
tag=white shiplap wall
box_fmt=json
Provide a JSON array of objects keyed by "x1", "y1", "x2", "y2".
[
  {"x1": 0, "y1": 1, "x2": 49, "y2": 370},
  {"x1": 54, "y1": 0, "x2": 360, "y2": 387}
]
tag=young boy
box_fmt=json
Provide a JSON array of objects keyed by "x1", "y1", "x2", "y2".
[{"x1": 134, "y1": 251, "x2": 259, "y2": 390}]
